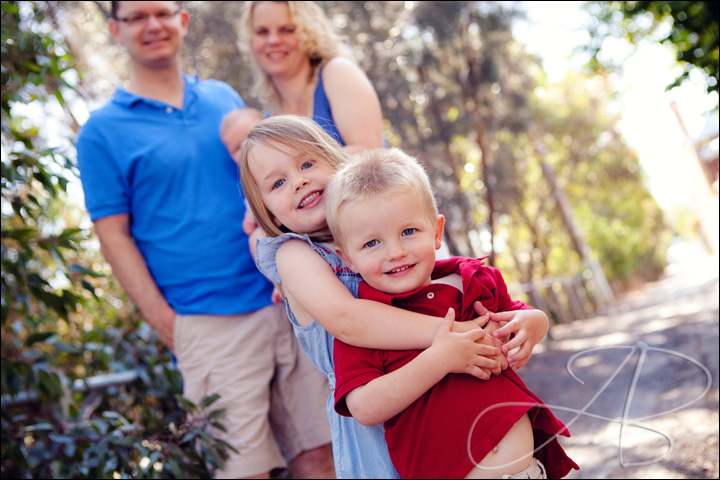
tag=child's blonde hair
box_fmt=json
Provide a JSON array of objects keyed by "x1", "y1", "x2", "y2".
[
  {"x1": 326, "y1": 148, "x2": 439, "y2": 250},
  {"x1": 220, "y1": 107, "x2": 264, "y2": 158},
  {"x1": 239, "y1": 115, "x2": 348, "y2": 241}
]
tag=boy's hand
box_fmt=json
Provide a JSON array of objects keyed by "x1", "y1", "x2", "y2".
[
  {"x1": 243, "y1": 209, "x2": 258, "y2": 236},
  {"x1": 431, "y1": 308, "x2": 500, "y2": 380},
  {"x1": 271, "y1": 287, "x2": 284, "y2": 304},
  {"x1": 490, "y1": 309, "x2": 549, "y2": 370}
]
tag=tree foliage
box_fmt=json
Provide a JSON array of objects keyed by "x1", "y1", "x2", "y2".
[
  {"x1": 583, "y1": 1, "x2": 719, "y2": 103},
  {"x1": 2, "y1": 1, "x2": 230, "y2": 477}
]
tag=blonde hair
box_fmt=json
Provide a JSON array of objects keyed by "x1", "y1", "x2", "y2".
[
  {"x1": 221, "y1": 108, "x2": 264, "y2": 140},
  {"x1": 326, "y1": 148, "x2": 439, "y2": 250},
  {"x1": 239, "y1": 115, "x2": 348, "y2": 241},
  {"x1": 239, "y1": 1, "x2": 352, "y2": 112},
  {"x1": 220, "y1": 107, "x2": 264, "y2": 154}
]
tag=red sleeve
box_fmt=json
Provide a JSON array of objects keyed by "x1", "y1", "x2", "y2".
[
  {"x1": 333, "y1": 338, "x2": 386, "y2": 417},
  {"x1": 455, "y1": 257, "x2": 533, "y2": 319},
  {"x1": 489, "y1": 266, "x2": 533, "y2": 312}
]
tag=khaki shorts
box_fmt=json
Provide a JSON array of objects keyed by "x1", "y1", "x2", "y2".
[
  {"x1": 174, "y1": 304, "x2": 331, "y2": 478},
  {"x1": 502, "y1": 458, "x2": 547, "y2": 479}
]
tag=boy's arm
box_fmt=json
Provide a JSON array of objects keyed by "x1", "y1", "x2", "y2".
[
  {"x1": 343, "y1": 310, "x2": 484, "y2": 426},
  {"x1": 276, "y1": 240, "x2": 500, "y2": 367}
]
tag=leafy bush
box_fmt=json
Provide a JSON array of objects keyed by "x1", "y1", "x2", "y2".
[{"x1": 2, "y1": 2, "x2": 231, "y2": 477}]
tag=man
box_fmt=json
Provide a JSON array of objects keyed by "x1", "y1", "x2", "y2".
[{"x1": 76, "y1": 2, "x2": 334, "y2": 478}]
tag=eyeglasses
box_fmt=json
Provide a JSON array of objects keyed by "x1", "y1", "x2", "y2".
[{"x1": 115, "y1": 8, "x2": 182, "y2": 27}]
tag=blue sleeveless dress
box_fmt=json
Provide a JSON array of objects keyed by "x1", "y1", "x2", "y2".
[{"x1": 256, "y1": 233, "x2": 400, "y2": 479}]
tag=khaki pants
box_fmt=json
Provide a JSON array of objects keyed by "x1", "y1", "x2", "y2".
[{"x1": 174, "y1": 304, "x2": 331, "y2": 478}]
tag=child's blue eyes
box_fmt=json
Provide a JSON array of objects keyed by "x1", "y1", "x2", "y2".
[
  {"x1": 363, "y1": 229, "x2": 416, "y2": 249},
  {"x1": 270, "y1": 161, "x2": 313, "y2": 190}
]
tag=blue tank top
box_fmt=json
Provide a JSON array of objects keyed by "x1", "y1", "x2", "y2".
[{"x1": 312, "y1": 66, "x2": 345, "y2": 146}]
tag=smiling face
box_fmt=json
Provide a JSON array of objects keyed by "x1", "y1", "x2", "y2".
[
  {"x1": 335, "y1": 189, "x2": 445, "y2": 295},
  {"x1": 250, "y1": 1, "x2": 309, "y2": 80},
  {"x1": 109, "y1": 1, "x2": 188, "y2": 69},
  {"x1": 247, "y1": 143, "x2": 335, "y2": 235}
]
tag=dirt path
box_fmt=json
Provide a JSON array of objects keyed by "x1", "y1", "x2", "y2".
[{"x1": 515, "y1": 250, "x2": 719, "y2": 479}]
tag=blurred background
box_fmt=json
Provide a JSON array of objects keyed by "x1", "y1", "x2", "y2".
[{"x1": 2, "y1": 1, "x2": 718, "y2": 478}]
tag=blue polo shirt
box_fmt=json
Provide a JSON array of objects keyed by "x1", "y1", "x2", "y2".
[{"x1": 76, "y1": 74, "x2": 275, "y2": 315}]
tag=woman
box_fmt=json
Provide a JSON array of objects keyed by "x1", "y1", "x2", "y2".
[{"x1": 239, "y1": 1, "x2": 384, "y2": 153}]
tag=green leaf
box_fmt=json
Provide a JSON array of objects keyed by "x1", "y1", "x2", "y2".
[
  {"x1": 49, "y1": 433, "x2": 74, "y2": 444},
  {"x1": 174, "y1": 394, "x2": 198, "y2": 412},
  {"x1": 53, "y1": 341, "x2": 80, "y2": 354},
  {"x1": 24, "y1": 331, "x2": 56, "y2": 346},
  {"x1": 201, "y1": 393, "x2": 221, "y2": 408},
  {"x1": 207, "y1": 408, "x2": 226, "y2": 420},
  {"x1": 210, "y1": 421, "x2": 227, "y2": 433}
]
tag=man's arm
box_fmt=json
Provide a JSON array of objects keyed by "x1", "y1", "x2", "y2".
[{"x1": 94, "y1": 214, "x2": 176, "y2": 350}]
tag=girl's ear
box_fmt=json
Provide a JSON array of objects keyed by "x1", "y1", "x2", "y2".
[
  {"x1": 434, "y1": 214, "x2": 445, "y2": 250},
  {"x1": 335, "y1": 247, "x2": 358, "y2": 273}
]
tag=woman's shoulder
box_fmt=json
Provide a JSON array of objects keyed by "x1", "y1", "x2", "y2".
[{"x1": 320, "y1": 56, "x2": 366, "y2": 83}]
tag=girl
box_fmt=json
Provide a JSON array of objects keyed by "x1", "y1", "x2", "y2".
[{"x1": 238, "y1": 115, "x2": 548, "y2": 478}]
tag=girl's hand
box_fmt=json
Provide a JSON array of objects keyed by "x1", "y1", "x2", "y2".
[
  {"x1": 452, "y1": 301, "x2": 509, "y2": 375},
  {"x1": 490, "y1": 309, "x2": 549, "y2": 370},
  {"x1": 431, "y1": 308, "x2": 500, "y2": 380}
]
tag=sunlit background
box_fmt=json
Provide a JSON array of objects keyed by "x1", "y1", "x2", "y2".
[{"x1": 516, "y1": 1, "x2": 718, "y2": 251}]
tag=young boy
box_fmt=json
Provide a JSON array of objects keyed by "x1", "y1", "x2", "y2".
[
  {"x1": 220, "y1": 107, "x2": 264, "y2": 162},
  {"x1": 221, "y1": 106, "x2": 270, "y2": 259},
  {"x1": 325, "y1": 148, "x2": 579, "y2": 479}
]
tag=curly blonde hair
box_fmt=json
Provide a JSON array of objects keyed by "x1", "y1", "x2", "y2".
[{"x1": 239, "y1": 1, "x2": 353, "y2": 112}]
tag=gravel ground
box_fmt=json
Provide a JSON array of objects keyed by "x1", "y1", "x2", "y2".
[{"x1": 516, "y1": 251, "x2": 719, "y2": 479}]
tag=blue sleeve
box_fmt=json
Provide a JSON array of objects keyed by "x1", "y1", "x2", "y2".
[{"x1": 76, "y1": 120, "x2": 130, "y2": 221}]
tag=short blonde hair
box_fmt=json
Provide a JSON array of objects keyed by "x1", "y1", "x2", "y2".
[
  {"x1": 239, "y1": 1, "x2": 351, "y2": 111},
  {"x1": 221, "y1": 108, "x2": 264, "y2": 139},
  {"x1": 220, "y1": 107, "x2": 264, "y2": 155},
  {"x1": 326, "y1": 148, "x2": 439, "y2": 250},
  {"x1": 239, "y1": 115, "x2": 348, "y2": 241}
]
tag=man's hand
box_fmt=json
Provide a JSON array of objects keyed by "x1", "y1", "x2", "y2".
[{"x1": 149, "y1": 304, "x2": 177, "y2": 352}]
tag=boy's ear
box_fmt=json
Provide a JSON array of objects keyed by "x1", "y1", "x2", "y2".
[
  {"x1": 434, "y1": 214, "x2": 445, "y2": 250},
  {"x1": 335, "y1": 247, "x2": 359, "y2": 273}
]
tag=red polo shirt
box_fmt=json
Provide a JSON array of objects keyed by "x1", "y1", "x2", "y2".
[{"x1": 334, "y1": 257, "x2": 578, "y2": 479}]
